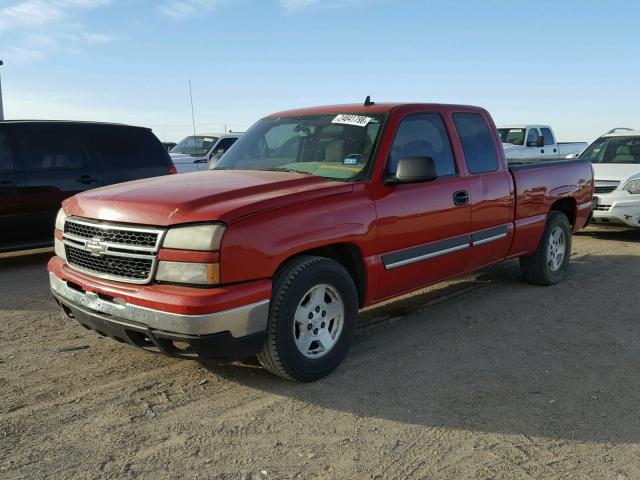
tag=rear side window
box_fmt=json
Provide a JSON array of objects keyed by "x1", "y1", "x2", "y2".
[
  {"x1": 388, "y1": 113, "x2": 456, "y2": 177},
  {"x1": 453, "y1": 113, "x2": 499, "y2": 174},
  {"x1": 0, "y1": 129, "x2": 16, "y2": 172},
  {"x1": 21, "y1": 127, "x2": 87, "y2": 170},
  {"x1": 84, "y1": 127, "x2": 169, "y2": 169},
  {"x1": 541, "y1": 128, "x2": 555, "y2": 146}
]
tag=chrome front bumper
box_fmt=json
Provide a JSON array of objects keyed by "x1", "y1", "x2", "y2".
[{"x1": 49, "y1": 273, "x2": 270, "y2": 338}]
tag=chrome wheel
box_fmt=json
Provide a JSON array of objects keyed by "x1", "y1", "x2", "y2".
[
  {"x1": 293, "y1": 283, "x2": 344, "y2": 359},
  {"x1": 547, "y1": 226, "x2": 566, "y2": 272}
]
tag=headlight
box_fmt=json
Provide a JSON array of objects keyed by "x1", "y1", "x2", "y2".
[
  {"x1": 626, "y1": 179, "x2": 640, "y2": 194},
  {"x1": 162, "y1": 224, "x2": 226, "y2": 251},
  {"x1": 55, "y1": 208, "x2": 67, "y2": 230},
  {"x1": 156, "y1": 261, "x2": 220, "y2": 285}
]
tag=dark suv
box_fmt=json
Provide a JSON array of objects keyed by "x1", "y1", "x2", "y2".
[{"x1": 0, "y1": 121, "x2": 176, "y2": 253}]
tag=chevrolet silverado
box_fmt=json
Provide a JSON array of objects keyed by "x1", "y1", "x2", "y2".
[{"x1": 49, "y1": 102, "x2": 594, "y2": 381}]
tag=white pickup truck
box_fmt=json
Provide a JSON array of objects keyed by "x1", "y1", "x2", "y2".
[
  {"x1": 498, "y1": 125, "x2": 587, "y2": 163},
  {"x1": 169, "y1": 133, "x2": 242, "y2": 173}
]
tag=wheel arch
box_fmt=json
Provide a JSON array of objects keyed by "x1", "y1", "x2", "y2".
[
  {"x1": 275, "y1": 243, "x2": 367, "y2": 308},
  {"x1": 549, "y1": 196, "x2": 577, "y2": 226}
]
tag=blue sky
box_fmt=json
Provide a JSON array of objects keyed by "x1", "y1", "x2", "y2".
[{"x1": 1, "y1": 0, "x2": 638, "y2": 142}]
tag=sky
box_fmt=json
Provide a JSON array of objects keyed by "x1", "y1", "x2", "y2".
[{"x1": 0, "y1": 0, "x2": 638, "y2": 142}]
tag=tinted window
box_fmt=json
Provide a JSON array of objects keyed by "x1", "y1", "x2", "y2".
[
  {"x1": 541, "y1": 128, "x2": 555, "y2": 146},
  {"x1": 85, "y1": 127, "x2": 169, "y2": 169},
  {"x1": 388, "y1": 113, "x2": 456, "y2": 177},
  {"x1": 0, "y1": 130, "x2": 15, "y2": 172},
  {"x1": 21, "y1": 127, "x2": 87, "y2": 170},
  {"x1": 453, "y1": 113, "x2": 499, "y2": 174}
]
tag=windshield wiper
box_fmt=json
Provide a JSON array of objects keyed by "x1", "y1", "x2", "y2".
[{"x1": 261, "y1": 167, "x2": 313, "y2": 175}]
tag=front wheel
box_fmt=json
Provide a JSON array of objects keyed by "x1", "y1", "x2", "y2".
[
  {"x1": 520, "y1": 211, "x2": 572, "y2": 286},
  {"x1": 257, "y1": 256, "x2": 358, "y2": 381}
]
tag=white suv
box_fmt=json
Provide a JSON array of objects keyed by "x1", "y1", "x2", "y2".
[{"x1": 580, "y1": 129, "x2": 640, "y2": 227}]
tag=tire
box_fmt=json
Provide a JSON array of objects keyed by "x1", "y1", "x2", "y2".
[
  {"x1": 257, "y1": 255, "x2": 358, "y2": 382},
  {"x1": 519, "y1": 211, "x2": 572, "y2": 286}
]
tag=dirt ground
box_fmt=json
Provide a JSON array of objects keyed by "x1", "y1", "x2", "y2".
[{"x1": 1, "y1": 226, "x2": 639, "y2": 479}]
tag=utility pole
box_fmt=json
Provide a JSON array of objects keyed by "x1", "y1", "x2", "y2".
[{"x1": 0, "y1": 60, "x2": 4, "y2": 121}]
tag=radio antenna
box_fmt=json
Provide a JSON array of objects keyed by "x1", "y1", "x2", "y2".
[{"x1": 189, "y1": 79, "x2": 197, "y2": 153}]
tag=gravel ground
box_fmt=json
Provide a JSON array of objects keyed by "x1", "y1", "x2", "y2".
[{"x1": 1, "y1": 226, "x2": 639, "y2": 480}]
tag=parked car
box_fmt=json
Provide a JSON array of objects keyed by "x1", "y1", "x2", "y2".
[
  {"x1": 49, "y1": 102, "x2": 593, "y2": 381},
  {"x1": 498, "y1": 125, "x2": 587, "y2": 163},
  {"x1": 162, "y1": 142, "x2": 177, "y2": 152},
  {"x1": 170, "y1": 133, "x2": 241, "y2": 173},
  {"x1": 579, "y1": 129, "x2": 640, "y2": 227},
  {"x1": 0, "y1": 121, "x2": 175, "y2": 253}
]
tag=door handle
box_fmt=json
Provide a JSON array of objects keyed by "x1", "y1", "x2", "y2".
[
  {"x1": 453, "y1": 190, "x2": 470, "y2": 206},
  {"x1": 541, "y1": 149, "x2": 545, "y2": 154},
  {"x1": 76, "y1": 175, "x2": 98, "y2": 184}
]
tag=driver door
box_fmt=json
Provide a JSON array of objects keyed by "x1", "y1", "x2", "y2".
[{"x1": 374, "y1": 112, "x2": 471, "y2": 300}]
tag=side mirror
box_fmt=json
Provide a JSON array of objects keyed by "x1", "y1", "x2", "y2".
[
  {"x1": 385, "y1": 156, "x2": 438, "y2": 185},
  {"x1": 536, "y1": 136, "x2": 545, "y2": 148}
]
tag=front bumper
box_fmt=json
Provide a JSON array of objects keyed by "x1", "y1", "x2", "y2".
[
  {"x1": 592, "y1": 196, "x2": 640, "y2": 227},
  {"x1": 49, "y1": 269, "x2": 271, "y2": 362}
]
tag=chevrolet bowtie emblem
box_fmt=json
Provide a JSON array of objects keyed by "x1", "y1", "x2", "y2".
[{"x1": 85, "y1": 237, "x2": 107, "y2": 256}]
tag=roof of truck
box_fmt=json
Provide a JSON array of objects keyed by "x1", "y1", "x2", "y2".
[
  {"x1": 268, "y1": 102, "x2": 484, "y2": 118},
  {"x1": 603, "y1": 129, "x2": 640, "y2": 137},
  {"x1": 498, "y1": 124, "x2": 551, "y2": 130},
  {"x1": 0, "y1": 119, "x2": 150, "y2": 129}
]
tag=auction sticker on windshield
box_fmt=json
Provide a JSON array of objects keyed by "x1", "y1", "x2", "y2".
[{"x1": 332, "y1": 114, "x2": 373, "y2": 127}]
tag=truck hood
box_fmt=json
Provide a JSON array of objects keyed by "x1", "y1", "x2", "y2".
[
  {"x1": 592, "y1": 163, "x2": 640, "y2": 182},
  {"x1": 63, "y1": 170, "x2": 353, "y2": 227}
]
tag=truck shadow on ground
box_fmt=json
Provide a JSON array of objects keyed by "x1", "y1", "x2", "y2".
[{"x1": 206, "y1": 254, "x2": 640, "y2": 444}]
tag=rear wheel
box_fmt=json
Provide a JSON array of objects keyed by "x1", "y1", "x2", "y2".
[
  {"x1": 520, "y1": 211, "x2": 572, "y2": 285},
  {"x1": 257, "y1": 256, "x2": 358, "y2": 381}
]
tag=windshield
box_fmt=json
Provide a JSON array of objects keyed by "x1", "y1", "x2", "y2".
[
  {"x1": 214, "y1": 113, "x2": 385, "y2": 180},
  {"x1": 498, "y1": 128, "x2": 525, "y2": 145},
  {"x1": 170, "y1": 135, "x2": 218, "y2": 156},
  {"x1": 581, "y1": 136, "x2": 640, "y2": 164}
]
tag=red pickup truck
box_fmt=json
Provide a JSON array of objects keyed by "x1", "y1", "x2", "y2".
[{"x1": 49, "y1": 102, "x2": 593, "y2": 381}]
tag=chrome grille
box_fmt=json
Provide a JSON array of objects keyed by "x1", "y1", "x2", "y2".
[
  {"x1": 64, "y1": 219, "x2": 160, "y2": 248},
  {"x1": 65, "y1": 245, "x2": 154, "y2": 281},
  {"x1": 62, "y1": 217, "x2": 165, "y2": 284}
]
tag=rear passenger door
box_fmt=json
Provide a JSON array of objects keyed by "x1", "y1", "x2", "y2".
[
  {"x1": 19, "y1": 125, "x2": 103, "y2": 239},
  {"x1": 0, "y1": 125, "x2": 30, "y2": 250},
  {"x1": 83, "y1": 126, "x2": 170, "y2": 184},
  {"x1": 375, "y1": 112, "x2": 471, "y2": 299},
  {"x1": 452, "y1": 112, "x2": 514, "y2": 270}
]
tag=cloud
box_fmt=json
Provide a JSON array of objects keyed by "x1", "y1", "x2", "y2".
[
  {"x1": 0, "y1": 0, "x2": 116, "y2": 64},
  {"x1": 158, "y1": 0, "x2": 224, "y2": 19},
  {"x1": 158, "y1": 0, "x2": 365, "y2": 19},
  {"x1": 0, "y1": 0, "x2": 109, "y2": 33},
  {"x1": 278, "y1": 0, "x2": 364, "y2": 12}
]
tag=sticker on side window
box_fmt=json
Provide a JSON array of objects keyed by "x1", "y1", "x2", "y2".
[{"x1": 332, "y1": 114, "x2": 373, "y2": 127}]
